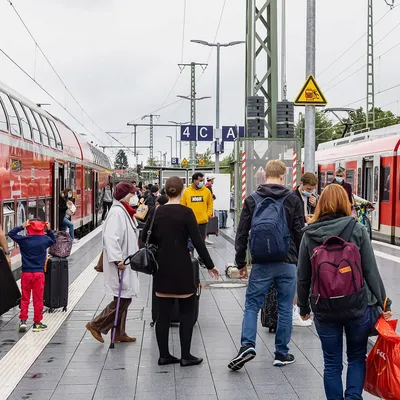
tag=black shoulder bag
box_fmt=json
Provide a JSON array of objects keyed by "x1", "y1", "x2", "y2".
[{"x1": 124, "y1": 207, "x2": 158, "y2": 276}]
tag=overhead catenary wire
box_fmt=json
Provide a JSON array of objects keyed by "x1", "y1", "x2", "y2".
[
  {"x1": 5, "y1": 0, "x2": 112, "y2": 144},
  {"x1": 318, "y1": 8, "x2": 393, "y2": 77}
]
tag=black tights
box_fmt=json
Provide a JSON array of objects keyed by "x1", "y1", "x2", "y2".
[{"x1": 155, "y1": 295, "x2": 196, "y2": 359}]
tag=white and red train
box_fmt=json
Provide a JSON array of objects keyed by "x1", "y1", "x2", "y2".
[
  {"x1": 315, "y1": 124, "x2": 400, "y2": 244},
  {"x1": 0, "y1": 80, "x2": 113, "y2": 257}
]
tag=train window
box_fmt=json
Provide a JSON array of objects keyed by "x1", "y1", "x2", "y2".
[
  {"x1": 33, "y1": 111, "x2": 49, "y2": 147},
  {"x1": 85, "y1": 168, "x2": 92, "y2": 190},
  {"x1": 3, "y1": 203, "x2": 15, "y2": 251},
  {"x1": 48, "y1": 120, "x2": 63, "y2": 150},
  {"x1": 346, "y1": 170, "x2": 354, "y2": 190},
  {"x1": 0, "y1": 97, "x2": 8, "y2": 132},
  {"x1": 28, "y1": 198, "x2": 37, "y2": 219},
  {"x1": 38, "y1": 198, "x2": 46, "y2": 221},
  {"x1": 374, "y1": 166, "x2": 379, "y2": 203},
  {"x1": 41, "y1": 117, "x2": 56, "y2": 149},
  {"x1": 0, "y1": 92, "x2": 20, "y2": 136},
  {"x1": 23, "y1": 106, "x2": 41, "y2": 144},
  {"x1": 11, "y1": 100, "x2": 32, "y2": 140},
  {"x1": 381, "y1": 166, "x2": 390, "y2": 202},
  {"x1": 357, "y1": 168, "x2": 362, "y2": 196},
  {"x1": 327, "y1": 171, "x2": 334, "y2": 184},
  {"x1": 16, "y1": 199, "x2": 27, "y2": 228}
]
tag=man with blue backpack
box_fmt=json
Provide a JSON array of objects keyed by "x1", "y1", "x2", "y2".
[{"x1": 228, "y1": 160, "x2": 304, "y2": 371}]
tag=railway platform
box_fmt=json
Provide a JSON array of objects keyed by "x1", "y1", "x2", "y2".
[{"x1": 0, "y1": 226, "x2": 397, "y2": 400}]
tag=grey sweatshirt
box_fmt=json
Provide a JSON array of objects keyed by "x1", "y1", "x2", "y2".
[
  {"x1": 102, "y1": 188, "x2": 113, "y2": 203},
  {"x1": 297, "y1": 215, "x2": 391, "y2": 316}
]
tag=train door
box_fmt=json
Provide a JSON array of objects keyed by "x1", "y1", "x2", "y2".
[
  {"x1": 93, "y1": 171, "x2": 99, "y2": 227},
  {"x1": 362, "y1": 159, "x2": 374, "y2": 201},
  {"x1": 371, "y1": 155, "x2": 381, "y2": 231},
  {"x1": 53, "y1": 162, "x2": 65, "y2": 230}
]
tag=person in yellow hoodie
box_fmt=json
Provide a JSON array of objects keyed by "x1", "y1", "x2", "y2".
[{"x1": 181, "y1": 173, "x2": 214, "y2": 264}]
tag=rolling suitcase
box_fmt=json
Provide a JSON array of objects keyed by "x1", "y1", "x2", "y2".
[
  {"x1": 151, "y1": 257, "x2": 200, "y2": 327},
  {"x1": 260, "y1": 282, "x2": 278, "y2": 333},
  {"x1": 44, "y1": 257, "x2": 69, "y2": 312},
  {"x1": 207, "y1": 216, "x2": 219, "y2": 236}
]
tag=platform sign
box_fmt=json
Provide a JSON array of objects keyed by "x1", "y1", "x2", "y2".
[
  {"x1": 222, "y1": 126, "x2": 245, "y2": 142},
  {"x1": 294, "y1": 75, "x2": 327, "y2": 106},
  {"x1": 171, "y1": 157, "x2": 179, "y2": 165},
  {"x1": 180, "y1": 125, "x2": 196, "y2": 141},
  {"x1": 197, "y1": 125, "x2": 213, "y2": 142},
  {"x1": 181, "y1": 158, "x2": 189, "y2": 168}
]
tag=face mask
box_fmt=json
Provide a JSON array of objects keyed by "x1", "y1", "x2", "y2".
[
  {"x1": 129, "y1": 195, "x2": 138, "y2": 206},
  {"x1": 68, "y1": 194, "x2": 72, "y2": 199},
  {"x1": 335, "y1": 177, "x2": 344, "y2": 184},
  {"x1": 302, "y1": 191, "x2": 311, "y2": 197},
  {"x1": 196, "y1": 181, "x2": 204, "y2": 189}
]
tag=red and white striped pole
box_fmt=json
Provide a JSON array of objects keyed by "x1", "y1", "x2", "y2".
[
  {"x1": 292, "y1": 151, "x2": 297, "y2": 190},
  {"x1": 241, "y1": 151, "x2": 247, "y2": 206}
]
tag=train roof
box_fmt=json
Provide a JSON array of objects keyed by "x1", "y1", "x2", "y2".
[
  {"x1": 316, "y1": 133, "x2": 400, "y2": 162},
  {"x1": 0, "y1": 80, "x2": 111, "y2": 170},
  {"x1": 317, "y1": 124, "x2": 400, "y2": 151}
]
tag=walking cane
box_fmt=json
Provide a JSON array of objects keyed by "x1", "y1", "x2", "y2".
[{"x1": 110, "y1": 269, "x2": 124, "y2": 349}]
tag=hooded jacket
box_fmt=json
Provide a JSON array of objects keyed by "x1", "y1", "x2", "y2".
[
  {"x1": 297, "y1": 214, "x2": 391, "y2": 316},
  {"x1": 235, "y1": 184, "x2": 305, "y2": 269}
]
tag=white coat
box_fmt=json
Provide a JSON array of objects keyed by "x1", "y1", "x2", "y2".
[{"x1": 102, "y1": 199, "x2": 139, "y2": 298}]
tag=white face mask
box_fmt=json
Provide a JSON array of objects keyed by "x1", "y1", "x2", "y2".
[{"x1": 129, "y1": 195, "x2": 138, "y2": 206}]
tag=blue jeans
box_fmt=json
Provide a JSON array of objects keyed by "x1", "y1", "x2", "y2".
[
  {"x1": 241, "y1": 262, "x2": 296, "y2": 356},
  {"x1": 62, "y1": 217, "x2": 75, "y2": 240},
  {"x1": 314, "y1": 311, "x2": 370, "y2": 400}
]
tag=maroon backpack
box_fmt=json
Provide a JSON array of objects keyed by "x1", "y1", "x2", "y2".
[
  {"x1": 310, "y1": 219, "x2": 368, "y2": 322},
  {"x1": 49, "y1": 231, "x2": 73, "y2": 258}
]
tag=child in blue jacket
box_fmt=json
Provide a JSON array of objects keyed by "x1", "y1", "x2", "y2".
[{"x1": 8, "y1": 220, "x2": 56, "y2": 332}]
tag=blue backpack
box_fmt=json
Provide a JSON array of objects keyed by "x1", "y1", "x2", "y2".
[{"x1": 249, "y1": 192, "x2": 291, "y2": 263}]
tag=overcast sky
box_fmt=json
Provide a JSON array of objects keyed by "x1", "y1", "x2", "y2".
[{"x1": 1, "y1": 0, "x2": 399, "y2": 165}]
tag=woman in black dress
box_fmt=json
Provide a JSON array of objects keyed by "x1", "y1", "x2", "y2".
[{"x1": 142, "y1": 176, "x2": 219, "y2": 367}]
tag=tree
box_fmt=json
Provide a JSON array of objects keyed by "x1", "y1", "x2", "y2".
[
  {"x1": 114, "y1": 150, "x2": 129, "y2": 170},
  {"x1": 195, "y1": 148, "x2": 213, "y2": 166},
  {"x1": 350, "y1": 107, "x2": 400, "y2": 132},
  {"x1": 295, "y1": 110, "x2": 341, "y2": 147},
  {"x1": 146, "y1": 157, "x2": 158, "y2": 167}
]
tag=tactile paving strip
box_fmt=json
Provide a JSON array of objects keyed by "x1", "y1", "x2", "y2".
[{"x1": 0, "y1": 254, "x2": 100, "y2": 399}]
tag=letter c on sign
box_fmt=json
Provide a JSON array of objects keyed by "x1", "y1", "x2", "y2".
[{"x1": 199, "y1": 127, "x2": 208, "y2": 138}]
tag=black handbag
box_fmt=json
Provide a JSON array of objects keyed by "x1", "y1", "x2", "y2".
[{"x1": 124, "y1": 207, "x2": 158, "y2": 276}]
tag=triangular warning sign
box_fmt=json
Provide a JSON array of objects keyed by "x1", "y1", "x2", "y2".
[{"x1": 294, "y1": 74, "x2": 327, "y2": 106}]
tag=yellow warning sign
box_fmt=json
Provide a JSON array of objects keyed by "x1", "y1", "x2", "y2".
[
  {"x1": 181, "y1": 158, "x2": 189, "y2": 168},
  {"x1": 294, "y1": 75, "x2": 327, "y2": 106},
  {"x1": 199, "y1": 158, "x2": 205, "y2": 166}
]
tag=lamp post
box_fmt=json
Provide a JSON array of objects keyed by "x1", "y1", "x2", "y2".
[
  {"x1": 190, "y1": 39, "x2": 244, "y2": 173},
  {"x1": 168, "y1": 121, "x2": 190, "y2": 162},
  {"x1": 166, "y1": 135, "x2": 173, "y2": 164},
  {"x1": 176, "y1": 95, "x2": 211, "y2": 173}
]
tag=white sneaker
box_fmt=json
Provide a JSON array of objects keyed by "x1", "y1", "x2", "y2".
[
  {"x1": 73, "y1": 239, "x2": 80, "y2": 244},
  {"x1": 205, "y1": 239, "x2": 214, "y2": 245}
]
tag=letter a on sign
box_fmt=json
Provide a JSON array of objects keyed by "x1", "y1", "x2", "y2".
[{"x1": 294, "y1": 75, "x2": 327, "y2": 106}]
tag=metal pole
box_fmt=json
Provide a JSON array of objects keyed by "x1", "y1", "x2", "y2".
[
  {"x1": 191, "y1": 62, "x2": 196, "y2": 174},
  {"x1": 175, "y1": 126, "x2": 178, "y2": 158},
  {"x1": 133, "y1": 125, "x2": 138, "y2": 166},
  {"x1": 215, "y1": 43, "x2": 221, "y2": 173},
  {"x1": 281, "y1": 0, "x2": 287, "y2": 101},
  {"x1": 304, "y1": 0, "x2": 316, "y2": 173}
]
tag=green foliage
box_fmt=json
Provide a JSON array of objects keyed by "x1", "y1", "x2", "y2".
[
  {"x1": 195, "y1": 148, "x2": 213, "y2": 166},
  {"x1": 350, "y1": 107, "x2": 400, "y2": 131},
  {"x1": 146, "y1": 157, "x2": 158, "y2": 167},
  {"x1": 114, "y1": 150, "x2": 129, "y2": 170}
]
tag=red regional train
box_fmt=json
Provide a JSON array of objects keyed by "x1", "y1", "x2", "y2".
[
  {"x1": 0, "y1": 80, "x2": 113, "y2": 264},
  {"x1": 315, "y1": 124, "x2": 400, "y2": 244}
]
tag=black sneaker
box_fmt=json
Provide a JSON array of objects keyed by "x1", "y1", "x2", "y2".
[
  {"x1": 273, "y1": 353, "x2": 295, "y2": 367},
  {"x1": 228, "y1": 345, "x2": 256, "y2": 371}
]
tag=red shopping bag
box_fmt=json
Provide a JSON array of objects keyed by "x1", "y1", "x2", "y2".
[{"x1": 364, "y1": 316, "x2": 400, "y2": 399}]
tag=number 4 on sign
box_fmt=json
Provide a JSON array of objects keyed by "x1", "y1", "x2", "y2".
[{"x1": 180, "y1": 125, "x2": 196, "y2": 141}]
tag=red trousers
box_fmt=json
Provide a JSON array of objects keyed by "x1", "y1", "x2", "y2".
[{"x1": 20, "y1": 272, "x2": 45, "y2": 324}]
